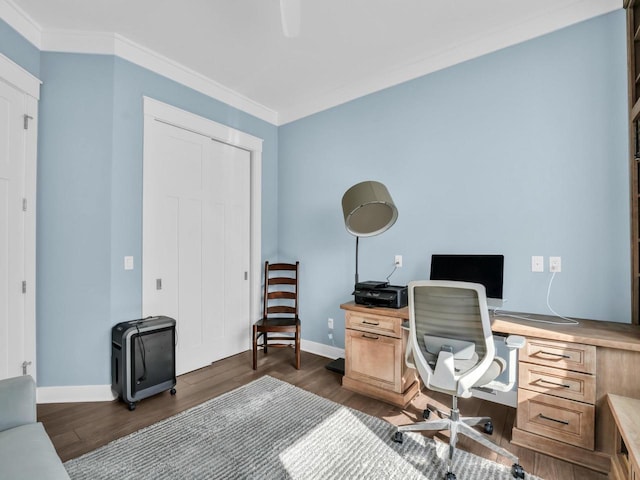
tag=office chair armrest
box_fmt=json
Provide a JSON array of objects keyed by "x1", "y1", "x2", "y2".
[
  {"x1": 505, "y1": 335, "x2": 526, "y2": 350},
  {"x1": 480, "y1": 335, "x2": 526, "y2": 393},
  {"x1": 503, "y1": 335, "x2": 525, "y2": 390},
  {"x1": 457, "y1": 353, "x2": 495, "y2": 396},
  {"x1": 405, "y1": 338, "x2": 416, "y2": 369}
]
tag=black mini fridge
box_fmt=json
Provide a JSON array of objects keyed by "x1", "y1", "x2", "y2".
[{"x1": 111, "y1": 316, "x2": 177, "y2": 410}]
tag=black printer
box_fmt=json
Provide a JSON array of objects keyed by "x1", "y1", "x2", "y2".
[{"x1": 353, "y1": 281, "x2": 408, "y2": 309}]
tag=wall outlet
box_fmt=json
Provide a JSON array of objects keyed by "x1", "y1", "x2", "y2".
[
  {"x1": 124, "y1": 256, "x2": 134, "y2": 270},
  {"x1": 328, "y1": 318, "x2": 334, "y2": 329},
  {"x1": 531, "y1": 255, "x2": 544, "y2": 272},
  {"x1": 550, "y1": 256, "x2": 562, "y2": 273},
  {"x1": 395, "y1": 255, "x2": 403, "y2": 267}
]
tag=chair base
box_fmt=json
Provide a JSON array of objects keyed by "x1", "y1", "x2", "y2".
[
  {"x1": 393, "y1": 396, "x2": 524, "y2": 479},
  {"x1": 252, "y1": 328, "x2": 301, "y2": 370}
]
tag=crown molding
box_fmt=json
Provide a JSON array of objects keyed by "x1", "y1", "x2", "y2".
[
  {"x1": 278, "y1": 0, "x2": 622, "y2": 124},
  {"x1": 41, "y1": 29, "x2": 279, "y2": 124},
  {"x1": 0, "y1": 0, "x2": 278, "y2": 125},
  {"x1": 0, "y1": 0, "x2": 41, "y2": 47},
  {"x1": 0, "y1": 0, "x2": 622, "y2": 126}
]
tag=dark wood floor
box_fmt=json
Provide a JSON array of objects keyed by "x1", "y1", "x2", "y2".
[{"x1": 38, "y1": 349, "x2": 605, "y2": 479}]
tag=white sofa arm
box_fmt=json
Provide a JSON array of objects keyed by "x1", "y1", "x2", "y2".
[{"x1": 0, "y1": 375, "x2": 37, "y2": 432}]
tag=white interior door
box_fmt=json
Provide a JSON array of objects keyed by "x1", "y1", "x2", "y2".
[
  {"x1": 143, "y1": 119, "x2": 250, "y2": 375},
  {"x1": 0, "y1": 75, "x2": 37, "y2": 381}
]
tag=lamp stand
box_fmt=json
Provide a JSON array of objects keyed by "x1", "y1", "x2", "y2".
[{"x1": 355, "y1": 236, "x2": 359, "y2": 286}]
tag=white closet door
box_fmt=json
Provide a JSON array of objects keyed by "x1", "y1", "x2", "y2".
[
  {"x1": 206, "y1": 139, "x2": 251, "y2": 361},
  {"x1": 143, "y1": 120, "x2": 250, "y2": 375},
  {"x1": 0, "y1": 78, "x2": 35, "y2": 380}
]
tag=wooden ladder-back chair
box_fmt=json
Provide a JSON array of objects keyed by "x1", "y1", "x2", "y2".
[{"x1": 252, "y1": 261, "x2": 301, "y2": 370}]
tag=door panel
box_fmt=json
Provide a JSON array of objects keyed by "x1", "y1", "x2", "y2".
[
  {"x1": 143, "y1": 120, "x2": 250, "y2": 375},
  {"x1": 209, "y1": 140, "x2": 250, "y2": 360},
  {"x1": 0, "y1": 79, "x2": 30, "y2": 380}
]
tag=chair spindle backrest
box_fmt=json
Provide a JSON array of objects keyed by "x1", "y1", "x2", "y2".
[{"x1": 263, "y1": 261, "x2": 299, "y2": 319}]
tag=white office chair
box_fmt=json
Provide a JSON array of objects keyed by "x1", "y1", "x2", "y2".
[{"x1": 392, "y1": 280, "x2": 526, "y2": 480}]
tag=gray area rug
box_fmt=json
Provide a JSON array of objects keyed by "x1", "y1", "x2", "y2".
[{"x1": 64, "y1": 375, "x2": 538, "y2": 479}]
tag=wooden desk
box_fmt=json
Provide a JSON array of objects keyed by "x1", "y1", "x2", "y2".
[
  {"x1": 607, "y1": 394, "x2": 640, "y2": 480},
  {"x1": 340, "y1": 302, "x2": 640, "y2": 474},
  {"x1": 492, "y1": 313, "x2": 640, "y2": 474},
  {"x1": 340, "y1": 302, "x2": 418, "y2": 407}
]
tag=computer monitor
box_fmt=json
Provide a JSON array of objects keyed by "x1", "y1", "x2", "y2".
[{"x1": 429, "y1": 254, "x2": 504, "y2": 308}]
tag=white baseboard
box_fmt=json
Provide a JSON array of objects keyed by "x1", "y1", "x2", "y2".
[
  {"x1": 37, "y1": 384, "x2": 117, "y2": 404},
  {"x1": 35, "y1": 340, "x2": 344, "y2": 404},
  {"x1": 301, "y1": 339, "x2": 344, "y2": 360}
]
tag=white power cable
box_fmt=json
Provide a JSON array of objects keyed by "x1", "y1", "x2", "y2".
[
  {"x1": 494, "y1": 272, "x2": 579, "y2": 326},
  {"x1": 545, "y1": 272, "x2": 579, "y2": 325}
]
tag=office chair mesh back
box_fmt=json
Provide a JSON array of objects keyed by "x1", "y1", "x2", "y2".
[
  {"x1": 395, "y1": 280, "x2": 525, "y2": 479},
  {"x1": 413, "y1": 285, "x2": 487, "y2": 360}
]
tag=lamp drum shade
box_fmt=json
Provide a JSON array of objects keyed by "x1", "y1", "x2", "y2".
[{"x1": 341, "y1": 181, "x2": 398, "y2": 237}]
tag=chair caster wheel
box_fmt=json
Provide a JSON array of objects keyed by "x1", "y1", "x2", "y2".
[
  {"x1": 128, "y1": 402, "x2": 136, "y2": 411},
  {"x1": 484, "y1": 421, "x2": 494, "y2": 435},
  {"x1": 511, "y1": 463, "x2": 525, "y2": 479},
  {"x1": 445, "y1": 472, "x2": 456, "y2": 480},
  {"x1": 392, "y1": 431, "x2": 404, "y2": 444},
  {"x1": 423, "y1": 408, "x2": 431, "y2": 419},
  {"x1": 170, "y1": 388, "x2": 176, "y2": 395}
]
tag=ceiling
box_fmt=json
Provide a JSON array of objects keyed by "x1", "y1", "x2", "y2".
[{"x1": 6, "y1": 0, "x2": 622, "y2": 124}]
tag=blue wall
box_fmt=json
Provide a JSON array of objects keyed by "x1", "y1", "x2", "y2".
[
  {"x1": 36, "y1": 55, "x2": 279, "y2": 386},
  {"x1": 279, "y1": 10, "x2": 630, "y2": 348},
  {"x1": 37, "y1": 54, "x2": 115, "y2": 385},
  {"x1": 0, "y1": 10, "x2": 631, "y2": 386},
  {"x1": 0, "y1": 20, "x2": 279, "y2": 386},
  {"x1": 109, "y1": 57, "x2": 280, "y2": 323},
  {"x1": 0, "y1": 18, "x2": 39, "y2": 77}
]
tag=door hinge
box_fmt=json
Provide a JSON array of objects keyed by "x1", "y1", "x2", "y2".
[
  {"x1": 23, "y1": 114, "x2": 33, "y2": 130},
  {"x1": 22, "y1": 198, "x2": 27, "y2": 212},
  {"x1": 21, "y1": 281, "x2": 26, "y2": 294},
  {"x1": 244, "y1": 271, "x2": 248, "y2": 280},
  {"x1": 156, "y1": 278, "x2": 162, "y2": 290},
  {"x1": 21, "y1": 361, "x2": 32, "y2": 375}
]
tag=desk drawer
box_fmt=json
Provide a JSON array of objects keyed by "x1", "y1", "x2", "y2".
[
  {"x1": 517, "y1": 389, "x2": 594, "y2": 450},
  {"x1": 346, "y1": 311, "x2": 401, "y2": 338},
  {"x1": 519, "y1": 338, "x2": 596, "y2": 374},
  {"x1": 345, "y1": 328, "x2": 403, "y2": 392},
  {"x1": 519, "y1": 362, "x2": 595, "y2": 404}
]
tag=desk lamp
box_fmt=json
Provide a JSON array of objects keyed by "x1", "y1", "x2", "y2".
[
  {"x1": 326, "y1": 181, "x2": 398, "y2": 376},
  {"x1": 341, "y1": 180, "x2": 398, "y2": 286}
]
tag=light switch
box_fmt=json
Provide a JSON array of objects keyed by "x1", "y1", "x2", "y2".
[
  {"x1": 531, "y1": 256, "x2": 544, "y2": 272},
  {"x1": 124, "y1": 256, "x2": 134, "y2": 270}
]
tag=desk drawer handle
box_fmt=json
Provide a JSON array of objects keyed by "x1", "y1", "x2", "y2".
[
  {"x1": 537, "y1": 350, "x2": 571, "y2": 359},
  {"x1": 536, "y1": 379, "x2": 571, "y2": 388},
  {"x1": 362, "y1": 320, "x2": 380, "y2": 326},
  {"x1": 538, "y1": 414, "x2": 569, "y2": 425},
  {"x1": 362, "y1": 333, "x2": 379, "y2": 340}
]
